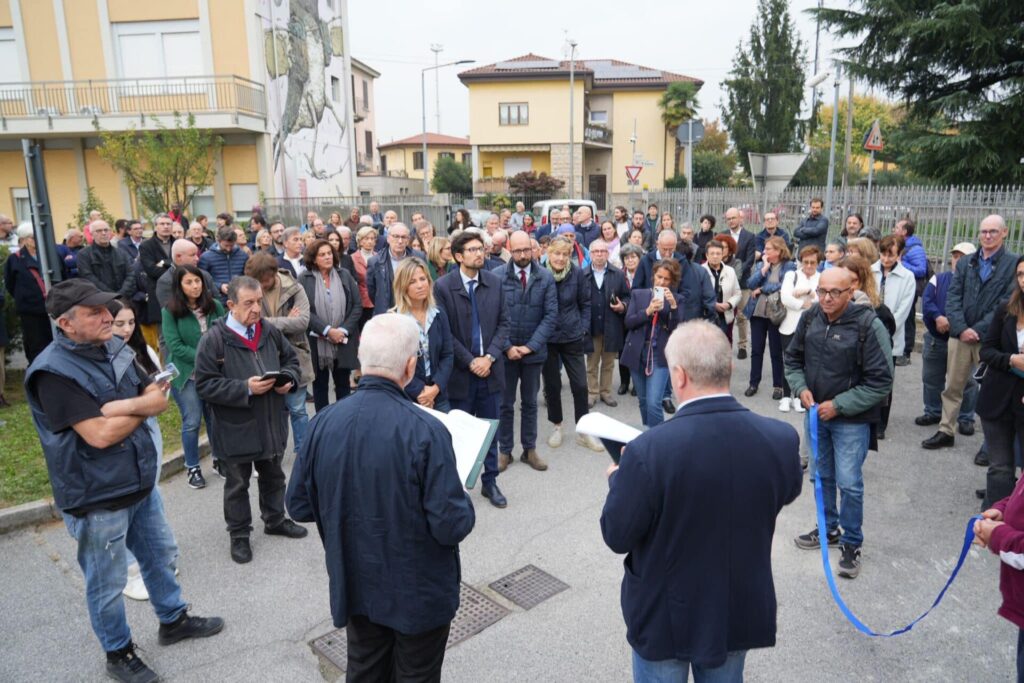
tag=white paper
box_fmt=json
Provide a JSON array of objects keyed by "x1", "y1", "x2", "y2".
[
  {"x1": 415, "y1": 405, "x2": 497, "y2": 487},
  {"x1": 575, "y1": 412, "x2": 643, "y2": 444}
]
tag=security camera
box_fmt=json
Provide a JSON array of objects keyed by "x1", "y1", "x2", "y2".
[
  {"x1": 806, "y1": 71, "x2": 831, "y2": 88},
  {"x1": 629, "y1": 135, "x2": 637, "y2": 144}
]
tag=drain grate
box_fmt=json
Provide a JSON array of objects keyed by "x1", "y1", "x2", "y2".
[
  {"x1": 488, "y1": 564, "x2": 569, "y2": 610},
  {"x1": 311, "y1": 583, "x2": 508, "y2": 672}
]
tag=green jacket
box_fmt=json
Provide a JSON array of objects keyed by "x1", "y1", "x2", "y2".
[{"x1": 162, "y1": 300, "x2": 226, "y2": 389}]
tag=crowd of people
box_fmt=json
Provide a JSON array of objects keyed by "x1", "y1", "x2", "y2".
[{"x1": 14, "y1": 195, "x2": 1024, "y2": 681}]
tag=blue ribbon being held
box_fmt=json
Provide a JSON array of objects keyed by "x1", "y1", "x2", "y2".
[{"x1": 807, "y1": 405, "x2": 981, "y2": 636}]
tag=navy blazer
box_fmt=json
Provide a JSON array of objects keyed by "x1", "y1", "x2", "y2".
[
  {"x1": 433, "y1": 268, "x2": 510, "y2": 400},
  {"x1": 404, "y1": 307, "x2": 455, "y2": 403},
  {"x1": 286, "y1": 376, "x2": 475, "y2": 634},
  {"x1": 601, "y1": 395, "x2": 802, "y2": 667},
  {"x1": 633, "y1": 250, "x2": 686, "y2": 290},
  {"x1": 619, "y1": 289, "x2": 678, "y2": 373},
  {"x1": 585, "y1": 265, "x2": 629, "y2": 353},
  {"x1": 367, "y1": 248, "x2": 425, "y2": 315}
]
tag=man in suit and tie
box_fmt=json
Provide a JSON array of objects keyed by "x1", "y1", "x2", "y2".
[
  {"x1": 434, "y1": 231, "x2": 511, "y2": 508},
  {"x1": 601, "y1": 320, "x2": 802, "y2": 681},
  {"x1": 722, "y1": 207, "x2": 757, "y2": 359}
]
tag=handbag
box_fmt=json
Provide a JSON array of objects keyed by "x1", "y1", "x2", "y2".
[{"x1": 765, "y1": 291, "x2": 787, "y2": 326}]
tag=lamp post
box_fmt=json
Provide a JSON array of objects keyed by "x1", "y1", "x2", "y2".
[
  {"x1": 422, "y1": 58, "x2": 475, "y2": 195},
  {"x1": 824, "y1": 63, "x2": 842, "y2": 221},
  {"x1": 567, "y1": 40, "x2": 578, "y2": 198}
]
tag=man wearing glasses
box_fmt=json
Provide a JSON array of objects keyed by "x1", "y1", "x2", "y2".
[
  {"x1": 366, "y1": 222, "x2": 424, "y2": 314},
  {"x1": 785, "y1": 267, "x2": 893, "y2": 580}
]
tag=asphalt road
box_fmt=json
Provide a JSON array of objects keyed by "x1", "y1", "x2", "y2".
[{"x1": 0, "y1": 351, "x2": 1016, "y2": 682}]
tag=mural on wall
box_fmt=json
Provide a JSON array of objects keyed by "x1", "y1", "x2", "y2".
[{"x1": 261, "y1": 0, "x2": 352, "y2": 197}]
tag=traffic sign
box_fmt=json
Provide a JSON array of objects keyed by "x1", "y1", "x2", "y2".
[
  {"x1": 625, "y1": 165, "x2": 643, "y2": 183},
  {"x1": 863, "y1": 119, "x2": 884, "y2": 152},
  {"x1": 676, "y1": 119, "x2": 705, "y2": 145}
]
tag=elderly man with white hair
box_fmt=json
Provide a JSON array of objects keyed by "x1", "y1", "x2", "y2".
[
  {"x1": 602, "y1": 320, "x2": 801, "y2": 681},
  {"x1": 4, "y1": 222, "x2": 52, "y2": 362},
  {"x1": 287, "y1": 313, "x2": 474, "y2": 681},
  {"x1": 76, "y1": 221, "x2": 136, "y2": 297}
]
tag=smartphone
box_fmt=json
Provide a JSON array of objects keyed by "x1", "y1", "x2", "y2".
[
  {"x1": 259, "y1": 371, "x2": 293, "y2": 387},
  {"x1": 652, "y1": 287, "x2": 665, "y2": 302},
  {"x1": 153, "y1": 362, "x2": 179, "y2": 385}
]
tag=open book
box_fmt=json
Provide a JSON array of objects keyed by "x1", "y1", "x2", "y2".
[
  {"x1": 575, "y1": 412, "x2": 644, "y2": 464},
  {"x1": 415, "y1": 406, "x2": 498, "y2": 488}
]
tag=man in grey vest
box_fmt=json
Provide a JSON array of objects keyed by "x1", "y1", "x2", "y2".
[{"x1": 25, "y1": 279, "x2": 224, "y2": 683}]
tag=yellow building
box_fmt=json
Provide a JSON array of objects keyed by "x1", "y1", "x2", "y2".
[
  {"x1": 377, "y1": 133, "x2": 472, "y2": 182},
  {"x1": 459, "y1": 54, "x2": 703, "y2": 207},
  {"x1": 0, "y1": 0, "x2": 362, "y2": 237}
]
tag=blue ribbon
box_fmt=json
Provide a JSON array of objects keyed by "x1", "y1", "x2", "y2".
[{"x1": 807, "y1": 406, "x2": 981, "y2": 636}]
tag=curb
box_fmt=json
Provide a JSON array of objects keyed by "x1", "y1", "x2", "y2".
[{"x1": 0, "y1": 436, "x2": 211, "y2": 535}]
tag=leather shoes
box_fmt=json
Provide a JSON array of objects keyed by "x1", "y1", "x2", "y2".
[
  {"x1": 958, "y1": 421, "x2": 976, "y2": 436},
  {"x1": 877, "y1": 428, "x2": 886, "y2": 440},
  {"x1": 498, "y1": 452, "x2": 512, "y2": 472},
  {"x1": 771, "y1": 387, "x2": 784, "y2": 400},
  {"x1": 230, "y1": 537, "x2": 252, "y2": 564},
  {"x1": 915, "y1": 414, "x2": 940, "y2": 426},
  {"x1": 975, "y1": 448, "x2": 989, "y2": 467},
  {"x1": 976, "y1": 488, "x2": 986, "y2": 500},
  {"x1": 921, "y1": 432, "x2": 955, "y2": 450},
  {"x1": 587, "y1": 396, "x2": 597, "y2": 409},
  {"x1": 662, "y1": 398, "x2": 676, "y2": 414},
  {"x1": 617, "y1": 383, "x2": 630, "y2": 396},
  {"x1": 601, "y1": 395, "x2": 618, "y2": 408},
  {"x1": 481, "y1": 483, "x2": 507, "y2": 508},
  {"x1": 629, "y1": 386, "x2": 636, "y2": 397},
  {"x1": 744, "y1": 385, "x2": 758, "y2": 397},
  {"x1": 737, "y1": 349, "x2": 747, "y2": 360},
  {"x1": 520, "y1": 449, "x2": 547, "y2": 471},
  {"x1": 265, "y1": 519, "x2": 308, "y2": 539}
]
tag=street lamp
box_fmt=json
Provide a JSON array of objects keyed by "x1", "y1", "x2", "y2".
[
  {"x1": 824, "y1": 63, "x2": 842, "y2": 222},
  {"x1": 422, "y1": 59, "x2": 475, "y2": 195},
  {"x1": 567, "y1": 40, "x2": 578, "y2": 198}
]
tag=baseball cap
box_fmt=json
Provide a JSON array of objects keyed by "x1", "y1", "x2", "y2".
[
  {"x1": 951, "y1": 242, "x2": 976, "y2": 256},
  {"x1": 46, "y1": 279, "x2": 117, "y2": 319}
]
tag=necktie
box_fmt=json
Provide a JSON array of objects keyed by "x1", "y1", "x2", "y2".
[
  {"x1": 468, "y1": 280, "x2": 482, "y2": 356},
  {"x1": 246, "y1": 326, "x2": 255, "y2": 341},
  {"x1": 519, "y1": 268, "x2": 527, "y2": 290}
]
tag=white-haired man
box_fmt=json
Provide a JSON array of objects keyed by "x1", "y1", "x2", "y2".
[{"x1": 287, "y1": 314, "x2": 474, "y2": 680}]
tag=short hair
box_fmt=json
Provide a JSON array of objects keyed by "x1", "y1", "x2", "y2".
[
  {"x1": 799, "y1": 245, "x2": 822, "y2": 262},
  {"x1": 619, "y1": 243, "x2": 644, "y2": 261},
  {"x1": 547, "y1": 236, "x2": 574, "y2": 256},
  {"x1": 826, "y1": 241, "x2": 847, "y2": 257},
  {"x1": 303, "y1": 238, "x2": 338, "y2": 270},
  {"x1": 355, "y1": 226, "x2": 377, "y2": 245},
  {"x1": 416, "y1": 219, "x2": 435, "y2": 237},
  {"x1": 282, "y1": 226, "x2": 301, "y2": 242},
  {"x1": 898, "y1": 218, "x2": 916, "y2": 236},
  {"x1": 244, "y1": 252, "x2": 281, "y2": 281},
  {"x1": 698, "y1": 214, "x2": 716, "y2": 229},
  {"x1": 810, "y1": 197, "x2": 823, "y2": 206},
  {"x1": 651, "y1": 258, "x2": 681, "y2": 287},
  {"x1": 392, "y1": 257, "x2": 435, "y2": 314},
  {"x1": 216, "y1": 225, "x2": 237, "y2": 242},
  {"x1": 114, "y1": 218, "x2": 129, "y2": 232},
  {"x1": 764, "y1": 236, "x2": 791, "y2": 261},
  {"x1": 358, "y1": 314, "x2": 420, "y2": 381},
  {"x1": 16, "y1": 222, "x2": 34, "y2": 241},
  {"x1": 153, "y1": 212, "x2": 172, "y2": 224},
  {"x1": 196, "y1": 214, "x2": 208, "y2": 223},
  {"x1": 713, "y1": 233, "x2": 736, "y2": 255},
  {"x1": 632, "y1": 210, "x2": 645, "y2": 218},
  {"x1": 879, "y1": 234, "x2": 904, "y2": 255},
  {"x1": 217, "y1": 212, "x2": 234, "y2": 225},
  {"x1": 648, "y1": 203, "x2": 659, "y2": 211},
  {"x1": 226, "y1": 275, "x2": 260, "y2": 304},
  {"x1": 704, "y1": 240, "x2": 724, "y2": 253},
  {"x1": 451, "y1": 230, "x2": 483, "y2": 257},
  {"x1": 665, "y1": 320, "x2": 732, "y2": 389}
]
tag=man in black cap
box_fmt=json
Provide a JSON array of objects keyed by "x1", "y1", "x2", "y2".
[{"x1": 24, "y1": 279, "x2": 224, "y2": 683}]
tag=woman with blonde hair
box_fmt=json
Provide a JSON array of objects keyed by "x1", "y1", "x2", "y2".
[
  {"x1": 254, "y1": 228, "x2": 273, "y2": 252},
  {"x1": 426, "y1": 236, "x2": 453, "y2": 281},
  {"x1": 743, "y1": 235, "x2": 796, "y2": 399},
  {"x1": 846, "y1": 237, "x2": 879, "y2": 264},
  {"x1": 390, "y1": 257, "x2": 453, "y2": 411}
]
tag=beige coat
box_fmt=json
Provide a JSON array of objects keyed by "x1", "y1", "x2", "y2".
[{"x1": 261, "y1": 270, "x2": 314, "y2": 386}]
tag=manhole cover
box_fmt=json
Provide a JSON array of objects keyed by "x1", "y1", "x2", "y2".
[
  {"x1": 311, "y1": 583, "x2": 508, "y2": 672},
  {"x1": 488, "y1": 564, "x2": 569, "y2": 610}
]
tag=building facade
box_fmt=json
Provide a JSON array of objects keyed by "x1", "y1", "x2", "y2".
[
  {"x1": 459, "y1": 54, "x2": 703, "y2": 206},
  {"x1": 351, "y1": 57, "x2": 380, "y2": 175},
  {"x1": 377, "y1": 133, "x2": 471, "y2": 184},
  {"x1": 0, "y1": 0, "x2": 360, "y2": 236}
]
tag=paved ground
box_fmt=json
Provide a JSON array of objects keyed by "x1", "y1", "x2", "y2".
[{"x1": 0, "y1": 351, "x2": 1017, "y2": 682}]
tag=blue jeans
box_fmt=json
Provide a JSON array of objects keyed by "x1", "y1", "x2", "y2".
[
  {"x1": 499, "y1": 360, "x2": 542, "y2": 452},
  {"x1": 283, "y1": 384, "x2": 310, "y2": 455},
  {"x1": 921, "y1": 332, "x2": 977, "y2": 423},
  {"x1": 450, "y1": 376, "x2": 500, "y2": 487},
  {"x1": 170, "y1": 379, "x2": 206, "y2": 469},
  {"x1": 807, "y1": 416, "x2": 870, "y2": 547},
  {"x1": 63, "y1": 489, "x2": 186, "y2": 652},
  {"x1": 632, "y1": 365, "x2": 669, "y2": 428},
  {"x1": 632, "y1": 649, "x2": 746, "y2": 683}
]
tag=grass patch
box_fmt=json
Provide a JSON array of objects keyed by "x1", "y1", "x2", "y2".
[{"x1": 0, "y1": 367, "x2": 186, "y2": 509}]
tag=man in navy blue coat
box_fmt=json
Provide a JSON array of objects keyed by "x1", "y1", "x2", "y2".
[
  {"x1": 286, "y1": 314, "x2": 474, "y2": 680},
  {"x1": 366, "y1": 222, "x2": 424, "y2": 314},
  {"x1": 601, "y1": 320, "x2": 801, "y2": 680},
  {"x1": 435, "y1": 231, "x2": 511, "y2": 508}
]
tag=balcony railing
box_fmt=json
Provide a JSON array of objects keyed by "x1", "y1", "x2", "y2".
[
  {"x1": 0, "y1": 75, "x2": 266, "y2": 121},
  {"x1": 353, "y1": 97, "x2": 369, "y2": 113},
  {"x1": 584, "y1": 123, "x2": 612, "y2": 145}
]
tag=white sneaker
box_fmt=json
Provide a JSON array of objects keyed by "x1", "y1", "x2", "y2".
[
  {"x1": 122, "y1": 563, "x2": 149, "y2": 601},
  {"x1": 547, "y1": 425, "x2": 563, "y2": 449},
  {"x1": 794, "y1": 400, "x2": 806, "y2": 413},
  {"x1": 778, "y1": 397, "x2": 791, "y2": 412},
  {"x1": 576, "y1": 432, "x2": 605, "y2": 452}
]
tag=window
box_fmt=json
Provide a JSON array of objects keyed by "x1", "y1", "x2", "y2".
[
  {"x1": 380, "y1": 155, "x2": 388, "y2": 173},
  {"x1": 462, "y1": 152, "x2": 472, "y2": 166},
  {"x1": 113, "y1": 20, "x2": 202, "y2": 82},
  {"x1": 438, "y1": 152, "x2": 455, "y2": 160},
  {"x1": 364, "y1": 131, "x2": 373, "y2": 158},
  {"x1": 499, "y1": 103, "x2": 528, "y2": 126},
  {"x1": 589, "y1": 110, "x2": 608, "y2": 124},
  {"x1": 189, "y1": 185, "x2": 214, "y2": 220},
  {"x1": 0, "y1": 29, "x2": 21, "y2": 83},
  {"x1": 412, "y1": 151, "x2": 424, "y2": 170},
  {"x1": 229, "y1": 184, "x2": 259, "y2": 220},
  {"x1": 362, "y1": 79, "x2": 369, "y2": 109},
  {"x1": 331, "y1": 76, "x2": 341, "y2": 103},
  {"x1": 12, "y1": 188, "x2": 29, "y2": 223}
]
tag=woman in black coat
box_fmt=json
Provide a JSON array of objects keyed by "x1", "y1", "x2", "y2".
[
  {"x1": 299, "y1": 239, "x2": 363, "y2": 412},
  {"x1": 4, "y1": 227, "x2": 51, "y2": 363},
  {"x1": 977, "y1": 255, "x2": 1024, "y2": 509}
]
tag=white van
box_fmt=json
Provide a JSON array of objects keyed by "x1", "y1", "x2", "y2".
[{"x1": 531, "y1": 199, "x2": 598, "y2": 228}]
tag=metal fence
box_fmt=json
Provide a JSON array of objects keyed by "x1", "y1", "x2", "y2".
[{"x1": 262, "y1": 194, "x2": 452, "y2": 231}]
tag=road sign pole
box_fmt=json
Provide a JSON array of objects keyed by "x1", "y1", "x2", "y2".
[
  {"x1": 686, "y1": 120, "x2": 693, "y2": 226},
  {"x1": 865, "y1": 149, "x2": 876, "y2": 226}
]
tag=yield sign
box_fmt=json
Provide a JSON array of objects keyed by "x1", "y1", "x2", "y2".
[
  {"x1": 862, "y1": 119, "x2": 884, "y2": 152},
  {"x1": 625, "y1": 165, "x2": 643, "y2": 183}
]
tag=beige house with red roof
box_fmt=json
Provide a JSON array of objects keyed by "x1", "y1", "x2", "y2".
[
  {"x1": 377, "y1": 132, "x2": 472, "y2": 182},
  {"x1": 459, "y1": 54, "x2": 703, "y2": 206}
]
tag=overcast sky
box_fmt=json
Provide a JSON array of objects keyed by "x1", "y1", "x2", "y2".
[{"x1": 348, "y1": 0, "x2": 856, "y2": 145}]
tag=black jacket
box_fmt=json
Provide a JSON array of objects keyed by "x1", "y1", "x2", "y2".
[
  {"x1": 977, "y1": 303, "x2": 1024, "y2": 422},
  {"x1": 76, "y1": 244, "x2": 136, "y2": 298},
  {"x1": 550, "y1": 264, "x2": 590, "y2": 345},
  {"x1": 194, "y1": 318, "x2": 300, "y2": 462},
  {"x1": 138, "y1": 236, "x2": 174, "y2": 323},
  {"x1": 720, "y1": 228, "x2": 757, "y2": 284},
  {"x1": 4, "y1": 249, "x2": 47, "y2": 315},
  {"x1": 946, "y1": 246, "x2": 1020, "y2": 339},
  {"x1": 585, "y1": 265, "x2": 629, "y2": 353},
  {"x1": 404, "y1": 307, "x2": 455, "y2": 403},
  {"x1": 298, "y1": 268, "x2": 364, "y2": 370},
  {"x1": 499, "y1": 260, "x2": 558, "y2": 364}
]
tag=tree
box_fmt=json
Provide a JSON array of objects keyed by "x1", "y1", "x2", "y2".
[
  {"x1": 507, "y1": 171, "x2": 565, "y2": 196},
  {"x1": 68, "y1": 186, "x2": 115, "y2": 230},
  {"x1": 657, "y1": 82, "x2": 701, "y2": 175},
  {"x1": 813, "y1": 0, "x2": 1024, "y2": 184},
  {"x1": 722, "y1": 0, "x2": 808, "y2": 174},
  {"x1": 430, "y1": 156, "x2": 472, "y2": 194},
  {"x1": 96, "y1": 113, "x2": 222, "y2": 217}
]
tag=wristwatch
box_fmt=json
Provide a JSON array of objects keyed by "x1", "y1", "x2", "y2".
[{"x1": 485, "y1": 353, "x2": 496, "y2": 363}]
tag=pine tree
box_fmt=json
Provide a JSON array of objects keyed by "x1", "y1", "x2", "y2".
[
  {"x1": 813, "y1": 0, "x2": 1024, "y2": 184},
  {"x1": 722, "y1": 0, "x2": 808, "y2": 174}
]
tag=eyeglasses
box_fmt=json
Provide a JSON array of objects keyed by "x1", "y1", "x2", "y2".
[
  {"x1": 390, "y1": 234, "x2": 410, "y2": 240},
  {"x1": 979, "y1": 229, "x2": 1001, "y2": 236},
  {"x1": 463, "y1": 246, "x2": 485, "y2": 254},
  {"x1": 590, "y1": 249, "x2": 608, "y2": 254},
  {"x1": 815, "y1": 287, "x2": 852, "y2": 299},
  {"x1": 510, "y1": 248, "x2": 532, "y2": 256}
]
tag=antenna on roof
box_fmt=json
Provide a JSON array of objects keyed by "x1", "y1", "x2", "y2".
[{"x1": 561, "y1": 30, "x2": 577, "y2": 60}]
